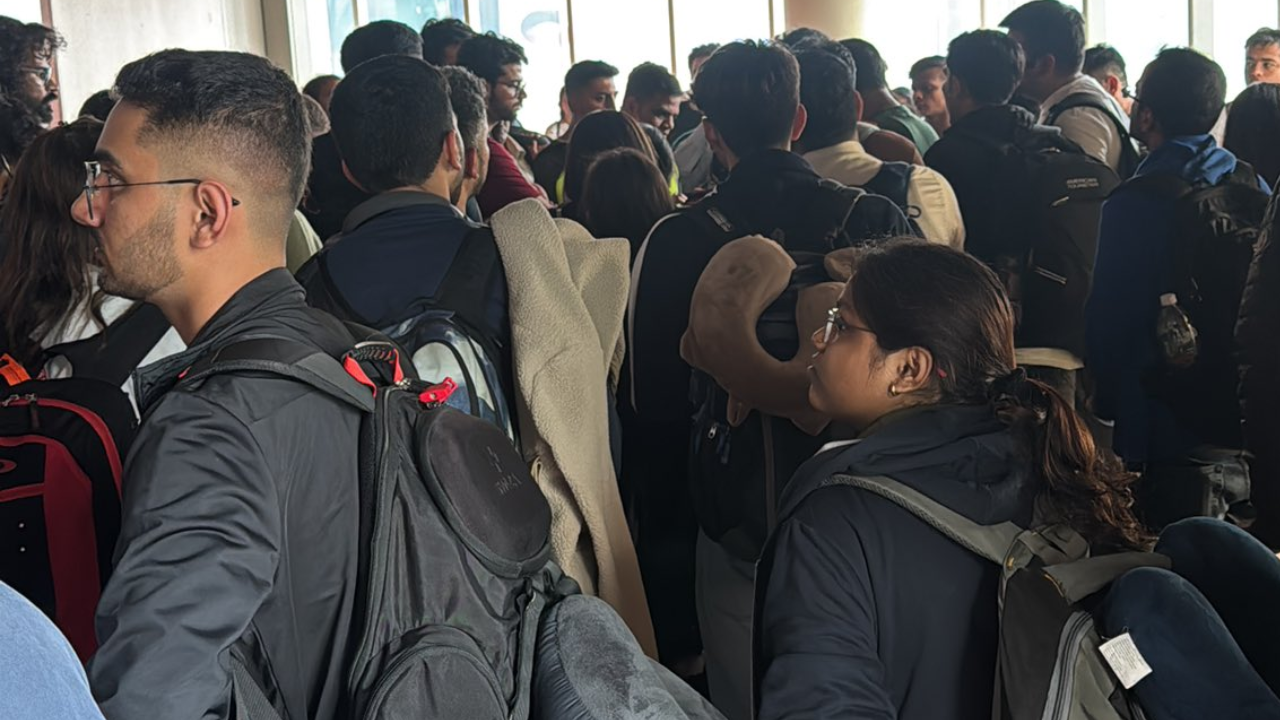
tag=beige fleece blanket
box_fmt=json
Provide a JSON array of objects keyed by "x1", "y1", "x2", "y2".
[{"x1": 490, "y1": 199, "x2": 657, "y2": 657}]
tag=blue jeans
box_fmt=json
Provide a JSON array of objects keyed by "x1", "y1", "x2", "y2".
[
  {"x1": 0, "y1": 581, "x2": 103, "y2": 719},
  {"x1": 1102, "y1": 518, "x2": 1280, "y2": 719}
]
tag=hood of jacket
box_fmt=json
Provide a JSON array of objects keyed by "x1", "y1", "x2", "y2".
[
  {"x1": 780, "y1": 404, "x2": 1037, "y2": 526},
  {"x1": 1134, "y1": 134, "x2": 1237, "y2": 187}
]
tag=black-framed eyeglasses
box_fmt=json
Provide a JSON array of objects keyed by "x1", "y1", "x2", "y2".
[
  {"x1": 496, "y1": 79, "x2": 526, "y2": 95},
  {"x1": 816, "y1": 306, "x2": 875, "y2": 345},
  {"x1": 21, "y1": 65, "x2": 52, "y2": 85},
  {"x1": 82, "y1": 160, "x2": 241, "y2": 222}
]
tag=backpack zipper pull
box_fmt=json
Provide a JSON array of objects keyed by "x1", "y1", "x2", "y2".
[{"x1": 26, "y1": 395, "x2": 39, "y2": 431}]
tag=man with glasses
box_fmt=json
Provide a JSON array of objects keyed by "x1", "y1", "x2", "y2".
[
  {"x1": 458, "y1": 31, "x2": 551, "y2": 216},
  {"x1": 0, "y1": 16, "x2": 60, "y2": 197},
  {"x1": 73, "y1": 49, "x2": 364, "y2": 720}
]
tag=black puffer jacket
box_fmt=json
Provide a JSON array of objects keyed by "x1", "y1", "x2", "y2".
[
  {"x1": 754, "y1": 405, "x2": 1037, "y2": 720},
  {"x1": 1238, "y1": 196, "x2": 1280, "y2": 547},
  {"x1": 89, "y1": 270, "x2": 363, "y2": 720}
]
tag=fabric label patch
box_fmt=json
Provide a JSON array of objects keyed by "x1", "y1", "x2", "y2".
[{"x1": 1099, "y1": 633, "x2": 1152, "y2": 689}]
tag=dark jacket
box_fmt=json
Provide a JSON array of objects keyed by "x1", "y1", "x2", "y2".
[
  {"x1": 754, "y1": 405, "x2": 1036, "y2": 720},
  {"x1": 533, "y1": 138, "x2": 568, "y2": 200},
  {"x1": 88, "y1": 270, "x2": 362, "y2": 720},
  {"x1": 296, "y1": 190, "x2": 509, "y2": 342},
  {"x1": 301, "y1": 133, "x2": 372, "y2": 240},
  {"x1": 626, "y1": 150, "x2": 907, "y2": 659},
  {"x1": 1238, "y1": 194, "x2": 1280, "y2": 546},
  {"x1": 925, "y1": 104, "x2": 1079, "y2": 264},
  {"x1": 1086, "y1": 135, "x2": 1266, "y2": 464}
]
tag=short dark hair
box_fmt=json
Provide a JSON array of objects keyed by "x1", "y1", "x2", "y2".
[
  {"x1": 840, "y1": 39, "x2": 888, "y2": 92},
  {"x1": 947, "y1": 30, "x2": 1025, "y2": 106},
  {"x1": 78, "y1": 89, "x2": 116, "y2": 122},
  {"x1": 689, "y1": 43, "x2": 720, "y2": 72},
  {"x1": 420, "y1": 17, "x2": 474, "y2": 65},
  {"x1": 441, "y1": 65, "x2": 488, "y2": 150},
  {"x1": 910, "y1": 55, "x2": 947, "y2": 79},
  {"x1": 0, "y1": 16, "x2": 60, "y2": 99},
  {"x1": 1084, "y1": 44, "x2": 1127, "y2": 84},
  {"x1": 302, "y1": 74, "x2": 339, "y2": 101},
  {"x1": 457, "y1": 32, "x2": 527, "y2": 86},
  {"x1": 340, "y1": 20, "x2": 424, "y2": 74},
  {"x1": 1000, "y1": 0, "x2": 1086, "y2": 75},
  {"x1": 693, "y1": 41, "x2": 800, "y2": 158},
  {"x1": 113, "y1": 50, "x2": 311, "y2": 235},
  {"x1": 330, "y1": 55, "x2": 453, "y2": 194},
  {"x1": 625, "y1": 62, "x2": 682, "y2": 101},
  {"x1": 796, "y1": 45, "x2": 858, "y2": 151},
  {"x1": 565, "y1": 60, "x2": 618, "y2": 93},
  {"x1": 1138, "y1": 47, "x2": 1227, "y2": 137},
  {"x1": 778, "y1": 28, "x2": 830, "y2": 48},
  {"x1": 1247, "y1": 28, "x2": 1280, "y2": 50}
]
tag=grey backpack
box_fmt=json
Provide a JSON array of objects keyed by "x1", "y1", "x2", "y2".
[{"x1": 822, "y1": 474, "x2": 1167, "y2": 720}]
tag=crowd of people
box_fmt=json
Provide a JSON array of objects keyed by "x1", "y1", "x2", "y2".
[{"x1": 0, "y1": 0, "x2": 1277, "y2": 718}]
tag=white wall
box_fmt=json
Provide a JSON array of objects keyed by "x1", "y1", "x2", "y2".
[{"x1": 51, "y1": 0, "x2": 269, "y2": 117}]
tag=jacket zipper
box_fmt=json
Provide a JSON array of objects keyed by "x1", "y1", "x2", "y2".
[
  {"x1": 1046, "y1": 610, "x2": 1093, "y2": 720},
  {"x1": 763, "y1": 416, "x2": 777, "y2": 532}
]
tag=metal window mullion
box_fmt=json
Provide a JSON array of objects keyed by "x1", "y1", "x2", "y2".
[
  {"x1": 352, "y1": 0, "x2": 367, "y2": 26},
  {"x1": 668, "y1": 0, "x2": 678, "y2": 75}
]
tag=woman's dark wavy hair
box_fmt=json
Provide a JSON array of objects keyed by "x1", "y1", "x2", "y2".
[
  {"x1": 0, "y1": 118, "x2": 105, "y2": 368},
  {"x1": 851, "y1": 240, "x2": 1152, "y2": 552}
]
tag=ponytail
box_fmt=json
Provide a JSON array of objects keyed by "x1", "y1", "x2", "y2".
[{"x1": 988, "y1": 369, "x2": 1154, "y2": 553}]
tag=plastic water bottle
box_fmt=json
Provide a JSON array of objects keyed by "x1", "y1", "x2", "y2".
[{"x1": 1156, "y1": 293, "x2": 1198, "y2": 368}]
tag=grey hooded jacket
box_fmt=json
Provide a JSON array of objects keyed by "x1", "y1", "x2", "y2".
[{"x1": 88, "y1": 269, "x2": 363, "y2": 720}]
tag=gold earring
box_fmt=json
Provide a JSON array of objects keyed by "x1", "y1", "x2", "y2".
[{"x1": 888, "y1": 385, "x2": 899, "y2": 397}]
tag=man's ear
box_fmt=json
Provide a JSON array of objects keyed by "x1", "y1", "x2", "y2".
[
  {"x1": 622, "y1": 96, "x2": 638, "y2": 118},
  {"x1": 703, "y1": 118, "x2": 736, "y2": 169},
  {"x1": 1104, "y1": 75, "x2": 1122, "y2": 97},
  {"x1": 464, "y1": 146, "x2": 481, "y2": 181},
  {"x1": 340, "y1": 161, "x2": 367, "y2": 193},
  {"x1": 853, "y1": 91, "x2": 865, "y2": 123},
  {"x1": 443, "y1": 129, "x2": 463, "y2": 173},
  {"x1": 791, "y1": 103, "x2": 808, "y2": 142},
  {"x1": 190, "y1": 181, "x2": 235, "y2": 250}
]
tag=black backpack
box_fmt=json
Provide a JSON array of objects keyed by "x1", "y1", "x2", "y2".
[
  {"x1": 196, "y1": 338, "x2": 723, "y2": 720},
  {"x1": 964, "y1": 131, "x2": 1120, "y2": 358},
  {"x1": 686, "y1": 180, "x2": 912, "y2": 561},
  {"x1": 299, "y1": 225, "x2": 518, "y2": 444},
  {"x1": 1129, "y1": 163, "x2": 1271, "y2": 452},
  {"x1": 0, "y1": 303, "x2": 170, "y2": 661},
  {"x1": 863, "y1": 160, "x2": 925, "y2": 238},
  {"x1": 1046, "y1": 92, "x2": 1143, "y2": 179}
]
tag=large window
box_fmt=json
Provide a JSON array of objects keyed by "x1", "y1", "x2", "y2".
[
  {"x1": 474, "y1": 0, "x2": 571, "y2": 133},
  {"x1": 862, "y1": 0, "x2": 982, "y2": 89},
  {"x1": 295, "y1": 0, "x2": 1280, "y2": 136},
  {"x1": 1213, "y1": 0, "x2": 1279, "y2": 99}
]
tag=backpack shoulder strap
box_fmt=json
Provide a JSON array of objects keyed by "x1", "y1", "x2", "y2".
[
  {"x1": 44, "y1": 302, "x2": 173, "y2": 387},
  {"x1": 1046, "y1": 93, "x2": 1125, "y2": 133},
  {"x1": 685, "y1": 195, "x2": 743, "y2": 244},
  {"x1": 435, "y1": 224, "x2": 502, "y2": 333},
  {"x1": 864, "y1": 161, "x2": 914, "y2": 210},
  {"x1": 820, "y1": 473, "x2": 1023, "y2": 564},
  {"x1": 807, "y1": 179, "x2": 870, "y2": 248},
  {"x1": 179, "y1": 337, "x2": 375, "y2": 413}
]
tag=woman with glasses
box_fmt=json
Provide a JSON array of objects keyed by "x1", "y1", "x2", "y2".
[
  {"x1": 753, "y1": 240, "x2": 1153, "y2": 720},
  {"x1": 0, "y1": 118, "x2": 184, "y2": 407}
]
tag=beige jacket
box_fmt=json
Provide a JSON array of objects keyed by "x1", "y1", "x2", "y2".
[
  {"x1": 804, "y1": 139, "x2": 966, "y2": 250},
  {"x1": 489, "y1": 199, "x2": 657, "y2": 656}
]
